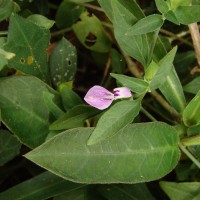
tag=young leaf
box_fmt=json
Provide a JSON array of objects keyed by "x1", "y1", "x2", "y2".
[
  {"x1": 50, "y1": 38, "x2": 77, "y2": 88},
  {"x1": 87, "y1": 99, "x2": 141, "y2": 145},
  {"x1": 0, "y1": 130, "x2": 21, "y2": 166},
  {"x1": 0, "y1": 171, "x2": 84, "y2": 200},
  {"x1": 50, "y1": 105, "x2": 100, "y2": 131},
  {"x1": 5, "y1": 14, "x2": 50, "y2": 81},
  {"x1": 149, "y1": 46, "x2": 177, "y2": 90},
  {"x1": 174, "y1": 5, "x2": 200, "y2": 25},
  {"x1": 160, "y1": 181, "x2": 200, "y2": 200},
  {"x1": 0, "y1": 0, "x2": 14, "y2": 22},
  {"x1": 0, "y1": 75, "x2": 57, "y2": 148},
  {"x1": 110, "y1": 73, "x2": 149, "y2": 94},
  {"x1": 72, "y1": 11, "x2": 112, "y2": 53},
  {"x1": 183, "y1": 90, "x2": 200, "y2": 127},
  {"x1": 27, "y1": 14, "x2": 55, "y2": 29},
  {"x1": 155, "y1": 0, "x2": 170, "y2": 13},
  {"x1": 184, "y1": 77, "x2": 200, "y2": 94},
  {"x1": 126, "y1": 14, "x2": 164, "y2": 35},
  {"x1": 168, "y1": 0, "x2": 191, "y2": 10},
  {"x1": 159, "y1": 69, "x2": 186, "y2": 113},
  {"x1": 25, "y1": 122, "x2": 180, "y2": 184}
]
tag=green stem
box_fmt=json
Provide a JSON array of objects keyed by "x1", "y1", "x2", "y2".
[
  {"x1": 0, "y1": 31, "x2": 8, "y2": 36},
  {"x1": 181, "y1": 134, "x2": 200, "y2": 146},
  {"x1": 141, "y1": 106, "x2": 157, "y2": 121},
  {"x1": 51, "y1": 27, "x2": 72, "y2": 37},
  {"x1": 179, "y1": 143, "x2": 200, "y2": 168}
]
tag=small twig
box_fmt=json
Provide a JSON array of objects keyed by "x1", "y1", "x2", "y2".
[
  {"x1": 141, "y1": 106, "x2": 157, "y2": 122},
  {"x1": 150, "y1": 91, "x2": 181, "y2": 119},
  {"x1": 189, "y1": 23, "x2": 200, "y2": 67},
  {"x1": 160, "y1": 28, "x2": 193, "y2": 47},
  {"x1": 79, "y1": 3, "x2": 104, "y2": 12},
  {"x1": 51, "y1": 27, "x2": 72, "y2": 37},
  {"x1": 0, "y1": 31, "x2": 8, "y2": 36},
  {"x1": 100, "y1": 56, "x2": 111, "y2": 85},
  {"x1": 179, "y1": 143, "x2": 200, "y2": 169}
]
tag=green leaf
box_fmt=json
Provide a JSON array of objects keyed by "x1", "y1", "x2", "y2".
[
  {"x1": 168, "y1": 0, "x2": 191, "y2": 10},
  {"x1": 184, "y1": 77, "x2": 200, "y2": 94},
  {"x1": 0, "y1": 75, "x2": 56, "y2": 148},
  {"x1": 97, "y1": 0, "x2": 113, "y2": 21},
  {"x1": 144, "y1": 60, "x2": 159, "y2": 81},
  {"x1": 160, "y1": 181, "x2": 200, "y2": 200},
  {"x1": 25, "y1": 122, "x2": 180, "y2": 184},
  {"x1": 98, "y1": 184, "x2": 155, "y2": 200},
  {"x1": 155, "y1": 0, "x2": 170, "y2": 13},
  {"x1": 55, "y1": 1, "x2": 84, "y2": 29},
  {"x1": 126, "y1": 14, "x2": 164, "y2": 35},
  {"x1": 0, "y1": 171, "x2": 84, "y2": 200},
  {"x1": 72, "y1": 11, "x2": 112, "y2": 53},
  {"x1": 149, "y1": 46, "x2": 177, "y2": 90},
  {"x1": 50, "y1": 38, "x2": 77, "y2": 88},
  {"x1": 111, "y1": 0, "x2": 151, "y2": 67},
  {"x1": 0, "y1": 130, "x2": 21, "y2": 166},
  {"x1": 50, "y1": 105, "x2": 100, "y2": 131},
  {"x1": 159, "y1": 69, "x2": 186, "y2": 113},
  {"x1": 0, "y1": 0, "x2": 14, "y2": 22},
  {"x1": 183, "y1": 91, "x2": 200, "y2": 126},
  {"x1": 43, "y1": 92, "x2": 64, "y2": 119},
  {"x1": 87, "y1": 100, "x2": 141, "y2": 145},
  {"x1": 27, "y1": 14, "x2": 55, "y2": 29},
  {"x1": 5, "y1": 14, "x2": 50, "y2": 81},
  {"x1": 174, "y1": 5, "x2": 200, "y2": 24},
  {"x1": 67, "y1": 0, "x2": 93, "y2": 3},
  {"x1": 58, "y1": 83, "x2": 83, "y2": 111},
  {"x1": 110, "y1": 73, "x2": 149, "y2": 94},
  {"x1": 164, "y1": 10, "x2": 180, "y2": 25}
]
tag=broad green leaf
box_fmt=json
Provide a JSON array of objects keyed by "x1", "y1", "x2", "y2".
[
  {"x1": 0, "y1": 171, "x2": 84, "y2": 200},
  {"x1": 184, "y1": 77, "x2": 200, "y2": 94},
  {"x1": 50, "y1": 105, "x2": 100, "y2": 131},
  {"x1": 159, "y1": 69, "x2": 186, "y2": 113},
  {"x1": 55, "y1": 1, "x2": 84, "y2": 29},
  {"x1": 168, "y1": 0, "x2": 191, "y2": 10},
  {"x1": 5, "y1": 14, "x2": 50, "y2": 81},
  {"x1": 110, "y1": 73, "x2": 149, "y2": 94},
  {"x1": 0, "y1": 75, "x2": 57, "y2": 148},
  {"x1": 50, "y1": 38, "x2": 77, "y2": 88},
  {"x1": 155, "y1": 0, "x2": 170, "y2": 13},
  {"x1": 126, "y1": 14, "x2": 164, "y2": 35},
  {"x1": 160, "y1": 181, "x2": 200, "y2": 200},
  {"x1": 43, "y1": 92, "x2": 64, "y2": 119},
  {"x1": 97, "y1": 0, "x2": 113, "y2": 21},
  {"x1": 149, "y1": 46, "x2": 177, "y2": 90},
  {"x1": 111, "y1": 0, "x2": 151, "y2": 67},
  {"x1": 183, "y1": 91, "x2": 200, "y2": 126},
  {"x1": 87, "y1": 99, "x2": 141, "y2": 145},
  {"x1": 0, "y1": 0, "x2": 14, "y2": 22},
  {"x1": 98, "y1": 184, "x2": 155, "y2": 200},
  {"x1": 25, "y1": 122, "x2": 180, "y2": 184},
  {"x1": 58, "y1": 83, "x2": 83, "y2": 111},
  {"x1": 72, "y1": 11, "x2": 112, "y2": 53},
  {"x1": 0, "y1": 130, "x2": 21, "y2": 166},
  {"x1": 174, "y1": 5, "x2": 200, "y2": 25},
  {"x1": 27, "y1": 14, "x2": 55, "y2": 29}
]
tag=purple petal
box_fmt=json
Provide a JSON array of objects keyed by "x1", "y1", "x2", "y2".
[
  {"x1": 113, "y1": 87, "x2": 132, "y2": 100},
  {"x1": 84, "y1": 85, "x2": 114, "y2": 110}
]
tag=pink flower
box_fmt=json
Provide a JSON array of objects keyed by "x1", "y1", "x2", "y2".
[{"x1": 84, "y1": 85, "x2": 132, "y2": 110}]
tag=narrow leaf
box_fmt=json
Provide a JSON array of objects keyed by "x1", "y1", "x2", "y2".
[
  {"x1": 127, "y1": 14, "x2": 164, "y2": 35},
  {"x1": 183, "y1": 90, "x2": 200, "y2": 126},
  {"x1": 0, "y1": 171, "x2": 84, "y2": 200},
  {"x1": 88, "y1": 99, "x2": 141, "y2": 145},
  {"x1": 110, "y1": 73, "x2": 149, "y2": 94},
  {"x1": 183, "y1": 77, "x2": 200, "y2": 94},
  {"x1": 155, "y1": 0, "x2": 169, "y2": 13},
  {"x1": 25, "y1": 122, "x2": 180, "y2": 184},
  {"x1": 50, "y1": 105, "x2": 100, "y2": 131}
]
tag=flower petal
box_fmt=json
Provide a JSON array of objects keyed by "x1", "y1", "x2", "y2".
[
  {"x1": 113, "y1": 87, "x2": 132, "y2": 100},
  {"x1": 84, "y1": 85, "x2": 114, "y2": 110}
]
